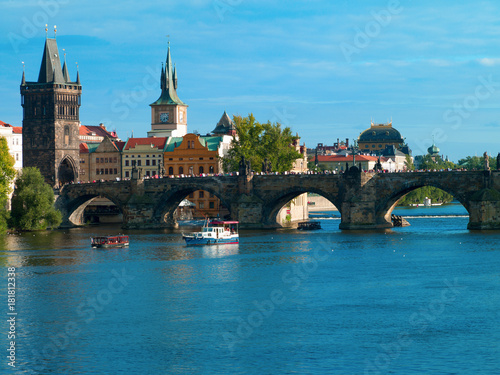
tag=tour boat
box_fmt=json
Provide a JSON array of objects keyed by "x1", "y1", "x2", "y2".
[
  {"x1": 297, "y1": 221, "x2": 322, "y2": 230},
  {"x1": 91, "y1": 235, "x2": 129, "y2": 248},
  {"x1": 182, "y1": 220, "x2": 239, "y2": 246}
]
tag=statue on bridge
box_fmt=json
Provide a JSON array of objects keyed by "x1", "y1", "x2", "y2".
[
  {"x1": 497, "y1": 153, "x2": 500, "y2": 170},
  {"x1": 262, "y1": 158, "x2": 272, "y2": 173},
  {"x1": 239, "y1": 156, "x2": 251, "y2": 176},
  {"x1": 375, "y1": 157, "x2": 383, "y2": 172},
  {"x1": 484, "y1": 152, "x2": 490, "y2": 171}
]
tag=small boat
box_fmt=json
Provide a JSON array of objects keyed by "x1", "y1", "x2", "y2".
[
  {"x1": 297, "y1": 221, "x2": 321, "y2": 230},
  {"x1": 182, "y1": 220, "x2": 239, "y2": 246},
  {"x1": 91, "y1": 235, "x2": 129, "y2": 248}
]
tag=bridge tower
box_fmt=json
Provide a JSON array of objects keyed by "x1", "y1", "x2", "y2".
[
  {"x1": 148, "y1": 42, "x2": 188, "y2": 138},
  {"x1": 20, "y1": 33, "x2": 81, "y2": 187}
]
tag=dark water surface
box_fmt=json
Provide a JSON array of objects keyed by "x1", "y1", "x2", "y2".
[{"x1": 1, "y1": 203, "x2": 499, "y2": 374}]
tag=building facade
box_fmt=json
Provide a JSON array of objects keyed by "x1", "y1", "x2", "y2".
[
  {"x1": 357, "y1": 121, "x2": 405, "y2": 154},
  {"x1": 0, "y1": 121, "x2": 22, "y2": 171},
  {"x1": 122, "y1": 137, "x2": 168, "y2": 179},
  {"x1": 21, "y1": 36, "x2": 82, "y2": 187}
]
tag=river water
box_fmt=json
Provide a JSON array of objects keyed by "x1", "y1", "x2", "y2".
[{"x1": 1, "y1": 203, "x2": 499, "y2": 374}]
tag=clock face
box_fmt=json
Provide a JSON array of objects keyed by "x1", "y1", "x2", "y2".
[{"x1": 160, "y1": 112, "x2": 169, "y2": 123}]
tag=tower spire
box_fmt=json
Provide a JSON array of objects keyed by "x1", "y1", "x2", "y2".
[
  {"x1": 62, "y1": 49, "x2": 70, "y2": 82},
  {"x1": 21, "y1": 61, "x2": 25, "y2": 85},
  {"x1": 76, "y1": 62, "x2": 80, "y2": 85}
]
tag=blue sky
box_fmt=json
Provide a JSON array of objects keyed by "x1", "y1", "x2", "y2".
[{"x1": 1, "y1": 0, "x2": 500, "y2": 161}]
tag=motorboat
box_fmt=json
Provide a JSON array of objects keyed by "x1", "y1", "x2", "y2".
[{"x1": 182, "y1": 220, "x2": 239, "y2": 245}]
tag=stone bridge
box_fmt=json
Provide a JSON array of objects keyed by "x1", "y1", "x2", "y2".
[{"x1": 55, "y1": 169, "x2": 500, "y2": 230}]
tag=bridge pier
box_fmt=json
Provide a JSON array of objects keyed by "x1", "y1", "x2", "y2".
[{"x1": 467, "y1": 188, "x2": 500, "y2": 230}]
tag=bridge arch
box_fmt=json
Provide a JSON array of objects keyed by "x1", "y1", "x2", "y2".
[
  {"x1": 153, "y1": 184, "x2": 234, "y2": 225},
  {"x1": 262, "y1": 187, "x2": 341, "y2": 227},
  {"x1": 58, "y1": 189, "x2": 126, "y2": 227},
  {"x1": 376, "y1": 179, "x2": 470, "y2": 226}
]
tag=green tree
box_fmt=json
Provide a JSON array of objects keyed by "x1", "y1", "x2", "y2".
[
  {"x1": 221, "y1": 114, "x2": 302, "y2": 173},
  {"x1": 10, "y1": 167, "x2": 62, "y2": 231},
  {"x1": 457, "y1": 155, "x2": 497, "y2": 170},
  {"x1": 0, "y1": 137, "x2": 16, "y2": 234},
  {"x1": 404, "y1": 155, "x2": 415, "y2": 171}
]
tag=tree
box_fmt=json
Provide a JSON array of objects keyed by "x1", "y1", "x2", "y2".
[
  {"x1": 404, "y1": 155, "x2": 415, "y2": 171},
  {"x1": 0, "y1": 137, "x2": 16, "y2": 234},
  {"x1": 458, "y1": 155, "x2": 497, "y2": 170},
  {"x1": 221, "y1": 114, "x2": 302, "y2": 173},
  {"x1": 10, "y1": 167, "x2": 62, "y2": 231}
]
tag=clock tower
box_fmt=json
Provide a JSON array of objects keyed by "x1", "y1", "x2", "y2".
[{"x1": 148, "y1": 44, "x2": 188, "y2": 137}]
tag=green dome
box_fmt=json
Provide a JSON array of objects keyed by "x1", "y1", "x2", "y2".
[{"x1": 428, "y1": 143, "x2": 440, "y2": 156}]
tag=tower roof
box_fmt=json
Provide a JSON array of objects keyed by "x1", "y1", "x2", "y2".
[
  {"x1": 212, "y1": 111, "x2": 236, "y2": 135},
  {"x1": 37, "y1": 38, "x2": 65, "y2": 83},
  {"x1": 23, "y1": 37, "x2": 80, "y2": 86},
  {"x1": 150, "y1": 46, "x2": 186, "y2": 106}
]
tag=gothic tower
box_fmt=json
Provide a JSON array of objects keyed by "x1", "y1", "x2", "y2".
[
  {"x1": 148, "y1": 44, "x2": 188, "y2": 137},
  {"x1": 20, "y1": 36, "x2": 81, "y2": 187}
]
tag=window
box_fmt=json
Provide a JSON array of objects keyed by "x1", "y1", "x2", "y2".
[
  {"x1": 105, "y1": 169, "x2": 108, "y2": 175},
  {"x1": 125, "y1": 171, "x2": 129, "y2": 178},
  {"x1": 125, "y1": 160, "x2": 129, "y2": 166},
  {"x1": 209, "y1": 202, "x2": 215, "y2": 209},
  {"x1": 146, "y1": 171, "x2": 150, "y2": 177},
  {"x1": 199, "y1": 191, "x2": 204, "y2": 198},
  {"x1": 152, "y1": 160, "x2": 156, "y2": 166},
  {"x1": 101, "y1": 169, "x2": 104, "y2": 175},
  {"x1": 199, "y1": 166, "x2": 204, "y2": 174},
  {"x1": 169, "y1": 158, "x2": 173, "y2": 161},
  {"x1": 179, "y1": 166, "x2": 184, "y2": 174},
  {"x1": 146, "y1": 160, "x2": 150, "y2": 166},
  {"x1": 100, "y1": 158, "x2": 104, "y2": 163},
  {"x1": 187, "y1": 142, "x2": 191, "y2": 149},
  {"x1": 96, "y1": 169, "x2": 99, "y2": 175},
  {"x1": 179, "y1": 158, "x2": 183, "y2": 161},
  {"x1": 168, "y1": 167, "x2": 173, "y2": 175},
  {"x1": 209, "y1": 157, "x2": 214, "y2": 160},
  {"x1": 137, "y1": 160, "x2": 142, "y2": 166},
  {"x1": 114, "y1": 157, "x2": 118, "y2": 163},
  {"x1": 64, "y1": 126, "x2": 70, "y2": 145},
  {"x1": 210, "y1": 192, "x2": 215, "y2": 198},
  {"x1": 199, "y1": 202, "x2": 204, "y2": 209},
  {"x1": 105, "y1": 158, "x2": 109, "y2": 163},
  {"x1": 199, "y1": 157, "x2": 203, "y2": 160},
  {"x1": 114, "y1": 168, "x2": 117, "y2": 174},
  {"x1": 191, "y1": 141, "x2": 195, "y2": 148}
]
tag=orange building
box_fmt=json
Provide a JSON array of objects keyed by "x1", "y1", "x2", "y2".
[{"x1": 163, "y1": 133, "x2": 228, "y2": 218}]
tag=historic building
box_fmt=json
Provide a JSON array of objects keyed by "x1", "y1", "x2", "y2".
[
  {"x1": 0, "y1": 121, "x2": 22, "y2": 171},
  {"x1": 122, "y1": 137, "x2": 168, "y2": 179},
  {"x1": 80, "y1": 124, "x2": 119, "y2": 144},
  {"x1": 20, "y1": 35, "x2": 82, "y2": 187},
  {"x1": 357, "y1": 121, "x2": 407, "y2": 155},
  {"x1": 79, "y1": 137, "x2": 125, "y2": 182},
  {"x1": 148, "y1": 44, "x2": 188, "y2": 138},
  {"x1": 163, "y1": 132, "x2": 228, "y2": 218}
]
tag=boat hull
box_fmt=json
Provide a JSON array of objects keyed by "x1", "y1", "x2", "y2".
[{"x1": 183, "y1": 236, "x2": 239, "y2": 246}]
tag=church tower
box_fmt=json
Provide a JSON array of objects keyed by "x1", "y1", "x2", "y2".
[
  {"x1": 148, "y1": 44, "x2": 188, "y2": 138},
  {"x1": 20, "y1": 33, "x2": 81, "y2": 187}
]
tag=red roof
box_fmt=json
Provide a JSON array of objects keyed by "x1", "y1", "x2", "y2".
[
  {"x1": 80, "y1": 143, "x2": 89, "y2": 153},
  {"x1": 79, "y1": 125, "x2": 117, "y2": 138},
  {"x1": 0, "y1": 120, "x2": 13, "y2": 127},
  {"x1": 12, "y1": 127, "x2": 22, "y2": 134},
  {"x1": 114, "y1": 141, "x2": 126, "y2": 151},
  {"x1": 314, "y1": 155, "x2": 379, "y2": 162},
  {"x1": 124, "y1": 137, "x2": 168, "y2": 150}
]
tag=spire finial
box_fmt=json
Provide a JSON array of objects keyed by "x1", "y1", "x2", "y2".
[
  {"x1": 45, "y1": 24, "x2": 48, "y2": 38},
  {"x1": 166, "y1": 34, "x2": 170, "y2": 47},
  {"x1": 54, "y1": 25, "x2": 57, "y2": 39}
]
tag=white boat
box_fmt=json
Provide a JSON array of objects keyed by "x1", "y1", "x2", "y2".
[{"x1": 182, "y1": 220, "x2": 239, "y2": 246}]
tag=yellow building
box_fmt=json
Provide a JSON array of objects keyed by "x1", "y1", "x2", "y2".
[{"x1": 122, "y1": 137, "x2": 168, "y2": 179}]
